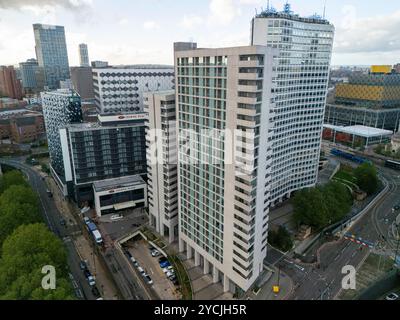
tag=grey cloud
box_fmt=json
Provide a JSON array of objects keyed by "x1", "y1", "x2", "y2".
[
  {"x1": 0, "y1": 0, "x2": 92, "y2": 10},
  {"x1": 334, "y1": 10, "x2": 400, "y2": 54}
]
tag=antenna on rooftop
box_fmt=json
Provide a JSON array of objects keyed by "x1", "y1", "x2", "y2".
[
  {"x1": 283, "y1": 1, "x2": 292, "y2": 14},
  {"x1": 323, "y1": 0, "x2": 327, "y2": 19}
]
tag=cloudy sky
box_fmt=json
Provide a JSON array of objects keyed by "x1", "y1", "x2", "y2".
[{"x1": 0, "y1": 0, "x2": 399, "y2": 67}]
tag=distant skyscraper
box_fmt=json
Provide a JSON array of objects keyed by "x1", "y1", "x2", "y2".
[
  {"x1": 33, "y1": 24, "x2": 70, "y2": 90},
  {"x1": 19, "y1": 59, "x2": 44, "y2": 94},
  {"x1": 41, "y1": 89, "x2": 82, "y2": 182},
  {"x1": 251, "y1": 5, "x2": 335, "y2": 206},
  {"x1": 0, "y1": 66, "x2": 23, "y2": 100},
  {"x1": 91, "y1": 61, "x2": 109, "y2": 68},
  {"x1": 70, "y1": 66, "x2": 95, "y2": 100},
  {"x1": 79, "y1": 43, "x2": 90, "y2": 67}
]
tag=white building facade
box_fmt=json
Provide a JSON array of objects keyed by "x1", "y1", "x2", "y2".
[
  {"x1": 175, "y1": 43, "x2": 277, "y2": 293},
  {"x1": 251, "y1": 7, "x2": 335, "y2": 206},
  {"x1": 144, "y1": 91, "x2": 178, "y2": 244},
  {"x1": 92, "y1": 65, "x2": 175, "y2": 114}
]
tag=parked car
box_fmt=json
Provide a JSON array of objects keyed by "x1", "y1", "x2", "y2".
[
  {"x1": 137, "y1": 267, "x2": 145, "y2": 275},
  {"x1": 159, "y1": 257, "x2": 168, "y2": 263},
  {"x1": 125, "y1": 251, "x2": 132, "y2": 259},
  {"x1": 87, "y1": 275, "x2": 96, "y2": 287},
  {"x1": 46, "y1": 190, "x2": 53, "y2": 198},
  {"x1": 166, "y1": 271, "x2": 175, "y2": 278},
  {"x1": 385, "y1": 293, "x2": 399, "y2": 301},
  {"x1": 84, "y1": 271, "x2": 96, "y2": 287},
  {"x1": 160, "y1": 261, "x2": 171, "y2": 268},
  {"x1": 163, "y1": 266, "x2": 174, "y2": 274},
  {"x1": 145, "y1": 275, "x2": 153, "y2": 285},
  {"x1": 83, "y1": 270, "x2": 91, "y2": 278},
  {"x1": 111, "y1": 214, "x2": 123, "y2": 221},
  {"x1": 60, "y1": 218, "x2": 66, "y2": 227},
  {"x1": 79, "y1": 260, "x2": 88, "y2": 271},
  {"x1": 169, "y1": 275, "x2": 177, "y2": 282},
  {"x1": 91, "y1": 286, "x2": 101, "y2": 298},
  {"x1": 151, "y1": 250, "x2": 160, "y2": 257},
  {"x1": 83, "y1": 217, "x2": 91, "y2": 225}
]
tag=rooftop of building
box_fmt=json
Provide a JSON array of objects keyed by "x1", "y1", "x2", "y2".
[
  {"x1": 324, "y1": 124, "x2": 393, "y2": 138},
  {"x1": 41, "y1": 89, "x2": 80, "y2": 97},
  {"x1": 254, "y1": 2, "x2": 332, "y2": 25},
  {"x1": 65, "y1": 114, "x2": 146, "y2": 132},
  {"x1": 93, "y1": 175, "x2": 145, "y2": 193}
]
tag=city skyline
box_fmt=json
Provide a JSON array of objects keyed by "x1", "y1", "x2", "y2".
[{"x1": 0, "y1": 0, "x2": 399, "y2": 67}]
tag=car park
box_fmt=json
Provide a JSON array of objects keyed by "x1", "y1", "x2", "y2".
[{"x1": 385, "y1": 293, "x2": 399, "y2": 301}]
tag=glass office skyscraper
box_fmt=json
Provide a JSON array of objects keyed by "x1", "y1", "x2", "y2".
[{"x1": 33, "y1": 24, "x2": 70, "y2": 90}]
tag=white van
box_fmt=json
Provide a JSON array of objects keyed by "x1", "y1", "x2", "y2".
[{"x1": 92, "y1": 230, "x2": 103, "y2": 245}]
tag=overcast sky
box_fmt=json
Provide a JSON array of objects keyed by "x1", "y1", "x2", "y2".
[{"x1": 0, "y1": 0, "x2": 399, "y2": 67}]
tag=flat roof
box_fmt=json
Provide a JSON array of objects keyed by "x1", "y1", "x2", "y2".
[
  {"x1": 93, "y1": 175, "x2": 145, "y2": 193},
  {"x1": 324, "y1": 124, "x2": 393, "y2": 138}
]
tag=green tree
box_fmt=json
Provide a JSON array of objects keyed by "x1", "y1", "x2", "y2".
[
  {"x1": 268, "y1": 226, "x2": 293, "y2": 252},
  {"x1": 322, "y1": 181, "x2": 353, "y2": 222},
  {"x1": 354, "y1": 163, "x2": 379, "y2": 195},
  {"x1": 0, "y1": 170, "x2": 28, "y2": 194},
  {"x1": 293, "y1": 181, "x2": 354, "y2": 231},
  {"x1": 0, "y1": 185, "x2": 42, "y2": 247},
  {"x1": 293, "y1": 188, "x2": 330, "y2": 230},
  {"x1": 0, "y1": 224, "x2": 74, "y2": 300}
]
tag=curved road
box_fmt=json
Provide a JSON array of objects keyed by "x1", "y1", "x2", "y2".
[{"x1": 278, "y1": 167, "x2": 400, "y2": 300}]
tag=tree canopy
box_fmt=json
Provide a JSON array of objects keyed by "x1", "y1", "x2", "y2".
[
  {"x1": 0, "y1": 185, "x2": 42, "y2": 248},
  {"x1": 268, "y1": 226, "x2": 293, "y2": 252},
  {"x1": 0, "y1": 170, "x2": 28, "y2": 195},
  {"x1": 354, "y1": 163, "x2": 379, "y2": 195},
  {"x1": 293, "y1": 181, "x2": 353, "y2": 230},
  {"x1": 0, "y1": 224, "x2": 74, "y2": 300}
]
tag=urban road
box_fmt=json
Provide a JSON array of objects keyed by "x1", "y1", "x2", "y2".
[
  {"x1": 272, "y1": 167, "x2": 400, "y2": 300},
  {"x1": 0, "y1": 157, "x2": 97, "y2": 300}
]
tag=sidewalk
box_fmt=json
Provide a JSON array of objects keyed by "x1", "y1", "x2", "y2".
[
  {"x1": 45, "y1": 174, "x2": 120, "y2": 300},
  {"x1": 247, "y1": 266, "x2": 293, "y2": 300}
]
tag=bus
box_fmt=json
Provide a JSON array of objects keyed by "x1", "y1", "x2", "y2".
[{"x1": 385, "y1": 159, "x2": 400, "y2": 171}]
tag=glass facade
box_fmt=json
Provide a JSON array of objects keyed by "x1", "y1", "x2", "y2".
[
  {"x1": 177, "y1": 55, "x2": 228, "y2": 263},
  {"x1": 33, "y1": 24, "x2": 70, "y2": 90}
]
